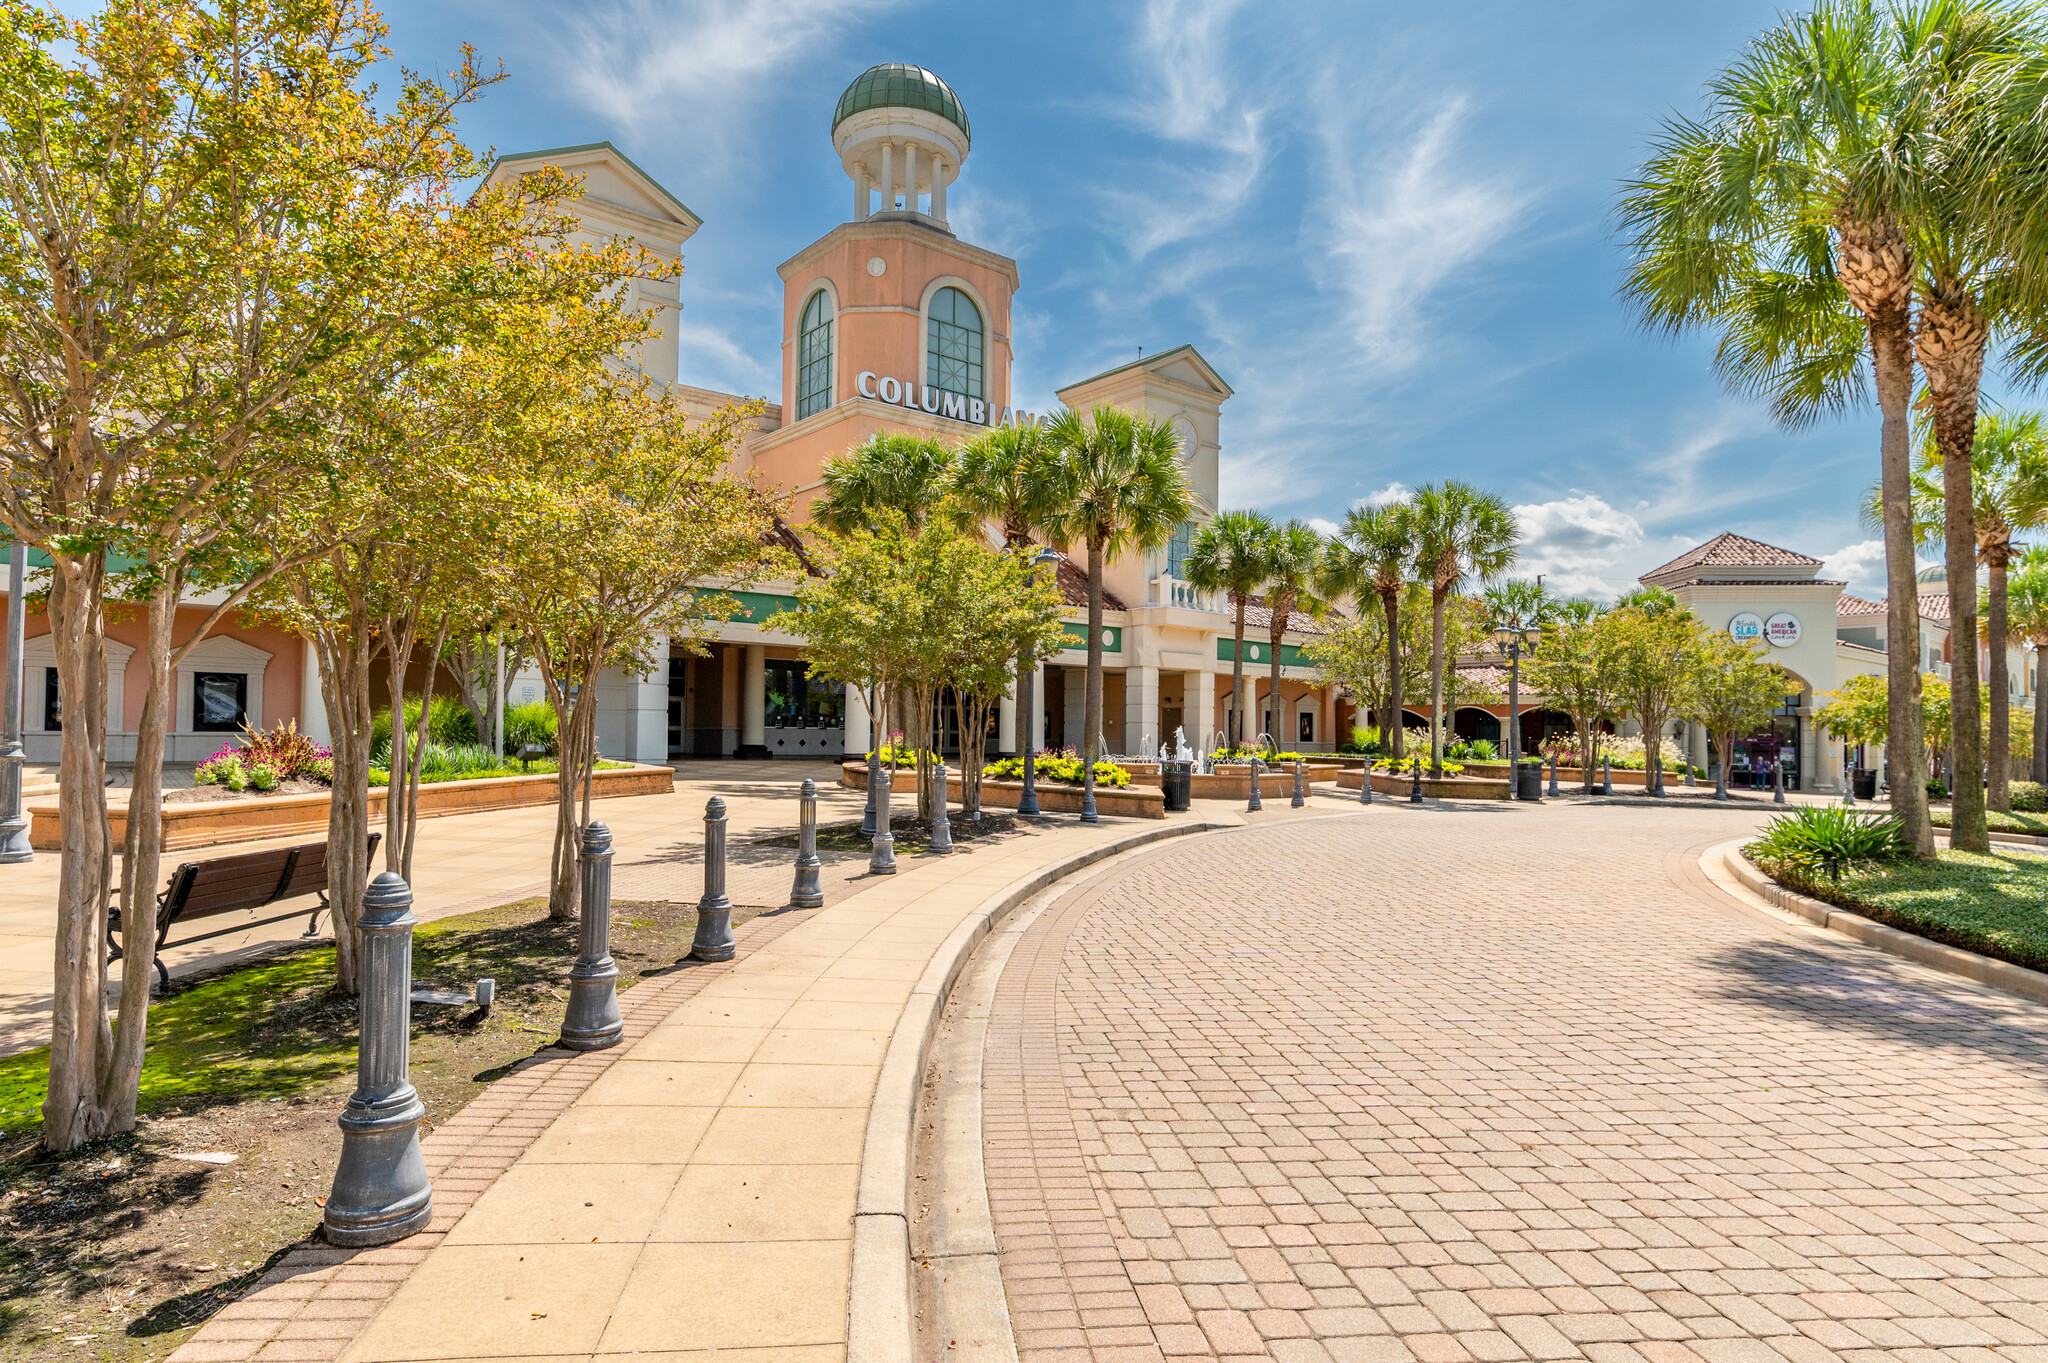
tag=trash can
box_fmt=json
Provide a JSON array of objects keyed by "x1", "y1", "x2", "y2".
[
  {"x1": 1516, "y1": 761, "x2": 1544, "y2": 802},
  {"x1": 1162, "y1": 762, "x2": 1192, "y2": 812},
  {"x1": 1853, "y1": 768, "x2": 1877, "y2": 801}
]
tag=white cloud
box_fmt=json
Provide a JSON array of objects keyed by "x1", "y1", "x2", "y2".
[
  {"x1": 1363, "y1": 481, "x2": 1411, "y2": 508},
  {"x1": 1307, "y1": 516, "x2": 1342, "y2": 536},
  {"x1": 1315, "y1": 98, "x2": 1530, "y2": 369},
  {"x1": 1510, "y1": 494, "x2": 1646, "y2": 600},
  {"x1": 551, "y1": 0, "x2": 898, "y2": 151},
  {"x1": 1822, "y1": 539, "x2": 1889, "y2": 598}
]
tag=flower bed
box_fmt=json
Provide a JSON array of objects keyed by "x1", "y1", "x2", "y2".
[
  {"x1": 1337, "y1": 768, "x2": 1509, "y2": 800},
  {"x1": 839, "y1": 763, "x2": 1163, "y2": 818},
  {"x1": 28, "y1": 763, "x2": 677, "y2": 852}
]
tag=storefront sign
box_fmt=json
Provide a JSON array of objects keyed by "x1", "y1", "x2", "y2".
[
  {"x1": 854, "y1": 370, "x2": 1039, "y2": 429},
  {"x1": 1728, "y1": 612, "x2": 1764, "y2": 644},
  {"x1": 1764, "y1": 611, "x2": 1802, "y2": 647}
]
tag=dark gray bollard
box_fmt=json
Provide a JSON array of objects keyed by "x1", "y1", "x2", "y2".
[
  {"x1": 325, "y1": 872, "x2": 431, "y2": 1247},
  {"x1": 1247, "y1": 758, "x2": 1264, "y2": 812},
  {"x1": 1291, "y1": 760, "x2": 1306, "y2": 808},
  {"x1": 1081, "y1": 751, "x2": 1099, "y2": 824},
  {"x1": 1773, "y1": 761, "x2": 1787, "y2": 805},
  {"x1": 1409, "y1": 761, "x2": 1423, "y2": 804},
  {"x1": 690, "y1": 797, "x2": 737, "y2": 961},
  {"x1": 1358, "y1": 759, "x2": 1373, "y2": 804},
  {"x1": 1844, "y1": 769, "x2": 1857, "y2": 807},
  {"x1": 870, "y1": 758, "x2": 897, "y2": 875},
  {"x1": 929, "y1": 761, "x2": 954, "y2": 854},
  {"x1": 790, "y1": 779, "x2": 824, "y2": 907},
  {"x1": 560, "y1": 822, "x2": 623, "y2": 1051},
  {"x1": 1601, "y1": 757, "x2": 1613, "y2": 797},
  {"x1": 1546, "y1": 753, "x2": 1560, "y2": 798},
  {"x1": 861, "y1": 748, "x2": 880, "y2": 837}
]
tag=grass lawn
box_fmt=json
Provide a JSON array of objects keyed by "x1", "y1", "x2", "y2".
[
  {"x1": 1756, "y1": 845, "x2": 2048, "y2": 972},
  {"x1": 0, "y1": 893, "x2": 761, "y2": 1363},
  {"x1": 1929, "y1": 806, "x2": 2048, "y2": 836}
]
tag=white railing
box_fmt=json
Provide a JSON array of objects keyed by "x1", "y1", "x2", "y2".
[{"x1": 1150, "y1": 576, "x2": 1214, "y2": 610}]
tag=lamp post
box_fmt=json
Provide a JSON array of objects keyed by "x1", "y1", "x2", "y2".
[
  {"x1": 1020, "y1": 548, "x2": 1060, "y2": 818},
  {"x1": 1, "y1": 539, "x2": 29, "y2": 862},
  {"x1": 1490, "y1": 615, "x2": 1541, "y2": 803}
]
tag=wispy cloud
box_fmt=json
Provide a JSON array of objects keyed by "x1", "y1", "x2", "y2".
[
  {"x1": 1510, "y1": 494, "x2": 1647, "y2": 600},
  {"x1": 551, "y1": 0, "x2": 898, "y2": 152},
  {"x1": 1822, "y1": 539, "x2": 1889, "y2": 599}
]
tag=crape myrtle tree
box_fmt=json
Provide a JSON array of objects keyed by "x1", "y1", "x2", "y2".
[
  {"x1": 1612, "y1": 603, "x2": 1708, "y2": 796},
  {"x1": 1184, "y1": 509, "x2": 1275, "y2": 748},
  {"x1": 0, "y1": 0, "x2": 611, "y2": 1149},
  {"x1": 1044, "y1": 405, "x2": 1194, "y2": 763},
  {"x1": 1409, "y1": 482, "x2": 1518, "y2": 776},
  {"x1": 487, "y1": 387, "x2": 785, "y2": 920},
  {"x1": 1684, "y1": 632, "x2": 1792, "y2": 800},
  {"x1": 1523, "y1": 608, "x2": 1628, "y2": 793},
  {"x1": 1321, "y1": 501, "x2": 1419, "y2": 758}
]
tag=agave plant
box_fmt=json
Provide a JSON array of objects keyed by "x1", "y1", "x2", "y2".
[{"x1": 1748, "y1": 807, "x2": 1910, "y2": 881}]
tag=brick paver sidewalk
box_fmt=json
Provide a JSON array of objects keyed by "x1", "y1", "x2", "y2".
[{"x1": 985, "y1": 799, "x2": 2048, "y2": 1363}]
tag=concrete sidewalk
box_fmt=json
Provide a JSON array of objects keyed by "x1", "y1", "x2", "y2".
[{"x1": 164, "y1": 798, "x2": 1290, "y2": 1363}]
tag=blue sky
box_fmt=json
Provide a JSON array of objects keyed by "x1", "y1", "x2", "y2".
[{"x1": 382, "y1": 0, "x2": 1964, "y2": 600}]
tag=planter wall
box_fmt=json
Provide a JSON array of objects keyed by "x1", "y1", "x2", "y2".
[
  {"x1": 838, "y1": 763, "x2": 1165, "y2": 819},
  {"x1": 1337, "y1": 768, "x2": 1510, "y2": 801},
  {"x1": 28, "y1": 763, "x2": 677, "y2": 853},
  {"x1": 1459, "y1": 762, "x2": 1683, "y2": 790}
]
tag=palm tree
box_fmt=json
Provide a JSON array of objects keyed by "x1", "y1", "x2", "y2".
[
  {"x1": 1898, "y1": 412, "x2": 2048, "y2": 809},
  {"x1": 810, "y1": 432, "x2": 954, "y2": 535},
  {"x1": 1323, "y1": 502, "x2": 1417, "y2": 758},
  {"x1": 1043, "y1": 404, "x2": 1194, "y2": 764},
  {"x1": 2006, "y1": 545, "x2": 2048, "y2": 783},
  {"x1": 1616, "y1": 0, "x2": 1936, "y2": 853},
  {"x1": 1481, "y1": 577, "x2": 1554, "y2": 759},
  {"x1": 1409, "y1": 482, "x2": 1519, "y2": 776},
  {"x1": 1186, "y1": 509, "x2": 1276, "y2": 748},
  {"x1": 1258, "y1": 521, "x2": 1327, "y2": 750},
  {"x1": 948, "y1": 422, "x2": 1073, "y2": 753}
]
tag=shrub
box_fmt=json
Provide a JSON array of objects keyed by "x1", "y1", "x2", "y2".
[
  {"x1": 372, "y1": 695, "x2": 484, "y2": 753},
  {"x1": 1372, "y1": 757, "x2": 1465, "y2": 776},
  {"x1": 983, "y1": 752, "x2": 1131, "y2": 787},
  {"x1": 193, "y1": 752, "x2": 245, "y2": 787},
  {"x1": 2012, "y1": 781, "x2": 2047, "y2": 813},
  {"x1": 1446, "y1": 739, "x2": 1498, "y2": 761},
  {"x1": 238, "y1": 719, "x2": 329, "y2": 780},
  {"x1": 503, "y1": 701, "x2": 558, "y2": 756},
  {"x1": 246, "y1": 761, "x2": 280, "y2": 792},
  {"x1": 1927, "y1": 778, "x2": 1950, "y2": 799},
  {"x1": 1210, "y1": 747, "x2": 1310, "y2": 764},
  {"x1": 1746, "y1": 806, "x2": 1910, "y2": 880},
  {"x1": 1340, "y1": 725, "x2": 1384, "y2": 756},
  {"x1": 865, "y1": 742, "x2": 939, "y2": 769}
]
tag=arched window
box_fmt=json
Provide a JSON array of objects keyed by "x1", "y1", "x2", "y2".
[
  {"x1": 796, "y1": 290, "x2": 833, "y2": 419},
  {"x1": 926, "y1": 286, "x2": 984, "y2": 402}
]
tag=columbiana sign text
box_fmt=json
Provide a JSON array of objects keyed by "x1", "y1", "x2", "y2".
[{"x1": 854, "y1": 371, "x2": 1038, "y2": 428}]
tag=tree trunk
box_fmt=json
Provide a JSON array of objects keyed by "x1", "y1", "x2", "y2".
[
  {"x1": 1230, "y1": 603, "x2": 1247, "y2": 749},
  {"x1": 400, "y1": 617, "x2": 447, "y2": 882},
  {"x1": 1381, "y1": 588, "x2": 1402, "y2": 759},
  {"x1": 42, "y1": 550, "x2": 114, "y2": 1151},
  {"x1": 1988, "y1": 556, "x2": 2011, "y2": 812},
  {"x1": 1428, "y1": 586, "x2": 1448, "y2": 777},
  {"x1": 313, "y1": 594, "x2": 378, "y2": 995},
  {"x1": 1923, "y1": 288, "x2": 1989, "y2": 851},
  {"x1": 1084, "y1": 540, "x2": 1105, "y2": 762},
  {"x1": 546, "y1": 663, "x2": 590, "y2": 921},
  {"x1": 1267, "y1": 607, "x2": 1286, "y2": 752},
  {"x1": 2036, "y1": 642, "x2": 2047, "y2": 785}
]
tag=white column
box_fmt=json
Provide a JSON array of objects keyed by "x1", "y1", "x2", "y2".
[
  {"x1": 626, "y1": 638, "x2": 669, "y2": 762},
  {"x1": 1124, "y1": 665, "x2": 1159, "y2": 759},
  {"x1": 844, "y1": 683, "x2": 870, "y2": 756},
  {"x1": 880, "y1": 141, "x2": 894, "y2": 211},
  {"x1": 1689, "y1": 721, "x2": 1709, "y2": 776},
  {"x1": 998, "y1": 679, "x2": 1017, "y2": 755},
  {"x1": 906, "y1": 142, "x2": 921, "y2": 213},
  {"x1": 742, "y1": 644, "x2": 766, "y2": 753},
  {"x1": 1028, "y1": 663, "x2": 1045, "y2": 751},
  {"x1": 299, "y1": 638, "x2": 330, "y2": 744},
  {"x1": 1191, "y1": 670, "x2": 1217, "y2": 751},
  {"x1": 854, "y1": 168, "x2": 867, "y2": 221},
  {"x1": 933, "y1": 159, "x2": 947, "y2": 221}
]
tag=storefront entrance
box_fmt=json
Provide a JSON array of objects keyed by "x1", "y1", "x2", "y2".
[{"x1": 1727, "y1": 697, "x2": 1801, "y2": 790}]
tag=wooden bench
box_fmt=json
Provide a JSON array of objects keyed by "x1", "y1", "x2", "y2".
[{"x1": 107, "y1": 833, "x2": 382, "y2": 991}]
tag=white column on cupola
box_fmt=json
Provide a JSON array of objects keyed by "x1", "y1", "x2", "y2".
[
  {"x1": 906, "y1": 142, "x2": 921, "y2": 214},
  {"x1": 854, "y1": 167, "x2": 868, "y2": 220},
  {"x1": 932, "y1": 159, "x2": 947, "y2": 221},
  {"x1": 880, "y1": 141, "x2": 893, "y2": 211}
]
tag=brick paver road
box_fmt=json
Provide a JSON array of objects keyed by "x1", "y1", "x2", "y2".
[{"x1": 983, "y1": 800, "x2": 2048, "y2": 1363}]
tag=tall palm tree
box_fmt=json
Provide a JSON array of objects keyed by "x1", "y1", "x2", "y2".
[
  {"x1": 1616, "y1": 0, "x2": 1936, "y2": 854},
  {"x1": 810, "y1": 432, "x2": 954, "y2": 535},
  {"x1": 1324, "y1": 502, "x2": 1417, "y2": 758},
  {"x1": 948, "y1": 422, "x2": 1073, "y2": 753},
  {"x1": 1899, "y1": 412, "x2": 2048, "y2": 809},
  {"x1": 1258, "y1": 521, "x2": 1327, "y2": 749},
  {"x1": 2006, "y1": 545, "x2": 2048, "y2": 783},
  {"x1": 1186, "y1": 509, "x2": 1276, "y2": 748},
  {"x1": 1043, "y1": 404, "x2": 1194, "y2": 763},
  {"x1": 1409, "y1": 482, "x2": 1519, "y2": 776}
]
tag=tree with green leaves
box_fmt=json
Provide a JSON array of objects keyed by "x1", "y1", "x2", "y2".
[
  {"x1": 1043, "y1": 404, "x2": 1194, "y2": 763},
  {"x1": 1253, "y1": 521, "x2": 1327, "y2": 749},
  {"x1": 1610, "y1": 603, "x2": 1707, "y2": 796},
  {"x1": 1524, "y1": 615, "x2": 1628, "y2": 793},
  {"x1": 2007, "y1": 545, "x2": 2048, "y2": 782},
  {"x1": 1322, "y1": 501, "x2": 1419, "y2": 759},
  {"x1": 1409, "y1": 482, "x2": 1519, "y2": 775},
  {"x1": 1684, "y1": 633, "x2": 1792, "y2": 801},
  {"x1": 810, "y1": 432, "x2": 955, "y2": 535},
  {"x1": 947, "y1": 422, "x2": 1073, "y2": 754},
  {"x1": 1616, "y1": 0, "x2": 1949, "y2": 852},
  {"x1": 1482, "y1": 577, "x2": 1556, "y2": 758},
  {"x1": 1185, "y1": 509, "x2": 1274, "y2": 748}
]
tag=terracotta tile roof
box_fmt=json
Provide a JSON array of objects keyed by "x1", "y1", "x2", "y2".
[
  {"x1": 1658, "y1": 577, "x2": 1846, "y2": 588},
  {"x1": 1918, "y1": 591, "x2": 1951, "y2": 621},
  {"x1": 1045, "y1": 551, "x2": 1126, "y2": 612},
  {"x1": 1642, "y1": 532, "x2": 1824, "y2": 581},
  {"x1": 1225, "y1": 591, "x2": 1332, "y2": 636},
  {"x1": 1837, "y1": 594, "x2": 1886, "y2": 617}
]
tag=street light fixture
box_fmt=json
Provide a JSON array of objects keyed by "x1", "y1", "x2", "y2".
[
  {"x1": 1490, "y1": 616, "x2": 1542, "y2": 802},
  {"x1": 1, "y1": 539, "x2": 30, "y2": 863}
]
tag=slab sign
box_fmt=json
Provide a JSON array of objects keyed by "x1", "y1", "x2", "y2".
[
  {"x1": 1763, "y1": 611, "x2": 1802, "y2": 647},
  {"x1": 1728, "y1": 612, "x2": 1764, "y2": 644}
]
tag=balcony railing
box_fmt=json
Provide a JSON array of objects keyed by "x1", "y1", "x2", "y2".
[{"x1": 1150, "y1": 576, "x2": 1215, "y2": 610}]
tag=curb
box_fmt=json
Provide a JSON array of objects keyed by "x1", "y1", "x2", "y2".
[
  {"x1": 1716, "y1": 842, "x2": 2048, "y2": 1007},
  {"x1": 845, "y1": 818, "x2": 1225, "y2": 1363}
]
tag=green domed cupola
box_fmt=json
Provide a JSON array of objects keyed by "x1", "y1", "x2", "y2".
[{"x1": 832, "y1": 64, "x2": 970, "y2": 139}]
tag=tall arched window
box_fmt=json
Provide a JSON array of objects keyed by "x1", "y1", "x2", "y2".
[
  {"x1": 796, "y1": 290, "x2": 833, "y2": 419},
  {"x1": 926, "y1": 286, "x2": 984, "y2": 403}
]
